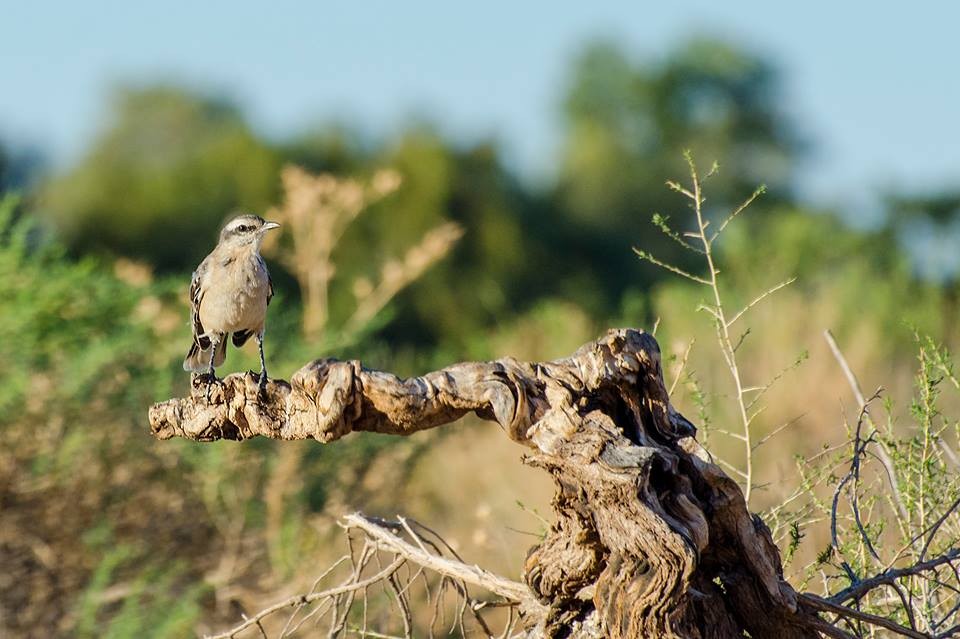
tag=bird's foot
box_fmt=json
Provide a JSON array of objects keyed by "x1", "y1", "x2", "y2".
[
  {"x1": 204, "y1": 371, "x2": 219, "y2": 401},
  {"x1": 257, "y1": 371, "x2": 268, "y2": 397}
]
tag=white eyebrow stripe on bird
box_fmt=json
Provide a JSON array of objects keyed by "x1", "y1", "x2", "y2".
[{"x1": 224, "y1": 219, "x2": 247, "y2": 233}]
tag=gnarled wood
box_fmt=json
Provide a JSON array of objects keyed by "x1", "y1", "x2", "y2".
[{"x1": 149, "y1": 328, "x2": 827, "y2": 638}]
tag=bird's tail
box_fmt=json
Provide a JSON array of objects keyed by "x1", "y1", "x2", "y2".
[{"x1": 183, "y1": 337, "x2": 229, "y2": 372}]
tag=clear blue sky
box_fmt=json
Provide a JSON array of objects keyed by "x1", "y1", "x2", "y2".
[{"x1": 2, "y1": 1, "x2": 958, "y2": 214}]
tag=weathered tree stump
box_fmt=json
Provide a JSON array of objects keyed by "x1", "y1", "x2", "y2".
[{"x1": 149, "y1": 328, "x2": 829, "y2": 638}]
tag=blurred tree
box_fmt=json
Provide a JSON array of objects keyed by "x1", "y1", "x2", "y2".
[
  {"x1": 0, "y1": 140, "x2": 44, "y2": 194},
  {"x1": 717, "y1": 205, "x2": 929, "y2": 347},
  {"x1": 362, "y1": 129, "x2": 563, "y2": 350},
  {"x1": 885, "y1": 191, "x2": 960, "y2": 337},
  {"x1": 41, "y1": 86, "x2": 280, "y2": 270},
  {"x1": 293, "y1": 125, "x2": 560, "y2": 351},
  {"x1": 31, "y1": 37, "x2": 807, "y2": 348},
  {"x1": 554, "y1": 37, "x2": 804, "y2": 313},
  {"x1": 279, "y1": 123, "x2": 372, "y2": 176}
]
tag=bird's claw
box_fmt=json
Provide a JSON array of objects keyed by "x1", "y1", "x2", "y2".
[{"x1": 203, "y1": 371, "x2": 218, "y2": 401}]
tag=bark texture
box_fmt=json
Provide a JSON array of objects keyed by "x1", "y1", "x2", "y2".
[{"x1": 149, "y1": 328, "x2": 826, "y2": 638}]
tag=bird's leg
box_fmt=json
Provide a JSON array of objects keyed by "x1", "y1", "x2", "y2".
[
  {"x1": 256, "y1": 330, "x2": 268, "y2": 394},
  {"x1": 207, "y1": 334, "x2": 220, "y2": 377},
  {"x1": 206, "y1": 334, "x2": 221, "y2": 401}
]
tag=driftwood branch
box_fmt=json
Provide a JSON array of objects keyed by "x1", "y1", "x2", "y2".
[
  {"x1": 150, "y1": 328, "x2": 932, "y2": 638},
  {"x1": 150, "y1": 328, "x2": 694, "y2": 447}
]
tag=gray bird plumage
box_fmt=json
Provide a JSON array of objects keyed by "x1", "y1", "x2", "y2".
[{"x1": 183, "y1": 214, "x2": 280, "y2": 391}]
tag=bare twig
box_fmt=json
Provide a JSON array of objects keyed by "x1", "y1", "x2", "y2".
[
  {"x1": 829, "y1": 395, "x2": 883, "y2": 583},
  {"x1": 823, "y1": 329, "x2": 910, "y2": 522},
  {"x1": 668, "y1": 338, "x2": 696, "y2": 396},
  {"x1": 206, "y1": 558, "x2": 405, "y2": 639},
  {"x1": 639, "y1": 154, "x2": 795, "y2": 505},
  {"x1": 712, "y1": 185, "x2": 767, "y2": 239},
  {"x1": 206, "y1": 511, "x2": 544, "y2": 639},
  {"x1": 752, "y1": 413, "x2": 806, "y2": 451},
  {"x1": 343, "y1": 514, "x2": 538, "y2": 607},
  {"x1": 726, "y1": 278, "x2": 796, "y2": 328},
  {"x1": 633, "y1": 247, "x2": 711, "y2": 285},
  {"x1": 828, "y1": 549, "x2": 960, "y2": 606},
  {"x1": 801, "y1": 593, "x2": 930, "y2": 639}
]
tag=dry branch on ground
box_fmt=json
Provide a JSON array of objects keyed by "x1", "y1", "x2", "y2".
[{"x1": 149, "y1": 328, "x2": 956, "y2": 638}]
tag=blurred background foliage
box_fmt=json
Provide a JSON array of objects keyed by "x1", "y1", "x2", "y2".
[{"x1": 2, "y1": 35, "x2": 959, "y2": 637}]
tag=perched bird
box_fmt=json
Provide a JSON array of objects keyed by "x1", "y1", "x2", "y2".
[{"x1": 183, "y1": 214, "x2": 280, "y2": 392}]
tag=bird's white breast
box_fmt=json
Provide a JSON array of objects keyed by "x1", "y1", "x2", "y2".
[{"x1": 199, "y1": 253, "x2": 270, "y2": 334}]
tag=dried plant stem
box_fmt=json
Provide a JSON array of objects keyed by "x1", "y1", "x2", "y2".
[
  {"x1": 204, "y1": 512, "x2": 542, "y2": 639},
  {"x1": 206, "y1": 557, "x2": 405, "y2": 639},
  {"x1": 800, "y1": 593, "x2": 931, "y2": 639},
  {"x1": 828, "y1": 548, "x2": 960, "y2": 606},
  {"x1": 685, "y1": 156, "x2": 757, "y2": 504},
  {"x1": 343, "y1": 514, "x2": 535, "y2": 605},
  {"x1": 265, "y1": 165, "x2": 406, "y2": 341},
  {"x1": 638, "y1": 153, "x2": 791, "y2": 506},
  {"x1": 668, "y1": 338, "x2": 695, "y2": 396},
  {"x1": 343, "y1": 222, "x2": 463, "y2": 336},
  {"x1": 266, "y1": 165, "x2": 461, "y2": 345},
  {"x1": 822, "y1": 329, "x2": 909, "y2": 522}
]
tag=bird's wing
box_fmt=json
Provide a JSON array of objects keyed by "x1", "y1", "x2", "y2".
[
  {"x1": 232, "y1": 329, "x2": 254, "y2": 347},
  {"x1": 189, "y1": 258, "x2": 211, "y2": 349},
  {"x1": 267, "y1": 270, "x2": 274, "y2": 306}
]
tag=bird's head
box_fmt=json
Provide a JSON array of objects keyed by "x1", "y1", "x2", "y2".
[{"x1": 218, "y1": 214, "x2": 281, "y2": 249}]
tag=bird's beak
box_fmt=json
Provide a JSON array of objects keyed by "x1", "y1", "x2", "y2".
[{"x1": 262, "y1": 221, "x2": 281, "y2": 232}]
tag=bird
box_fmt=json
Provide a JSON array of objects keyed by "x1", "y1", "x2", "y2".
[{"x1": 183, "y1": 213, "x2": 280, "y2": 394}]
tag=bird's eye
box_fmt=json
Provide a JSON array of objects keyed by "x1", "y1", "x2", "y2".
[{"x1": 237, "y1": 225, "x2": 249, "y2": 233}]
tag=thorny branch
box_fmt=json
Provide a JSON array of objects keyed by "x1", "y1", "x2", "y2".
[
  {"x1": 638, "y1": 154, "x2": 796, "y2": 507},
  {"x1": 815, "y1": 331, "x2": 960, "y2": 637},
  {"x1": 829, "y1": 393, "x2": 884, "y2": 583},
  {"x1": 828, "y1": 549, "x2": 960, "y2": 607},
  {"x1": 824, "y1": 329, "x2": 910, "y2": 521}
]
